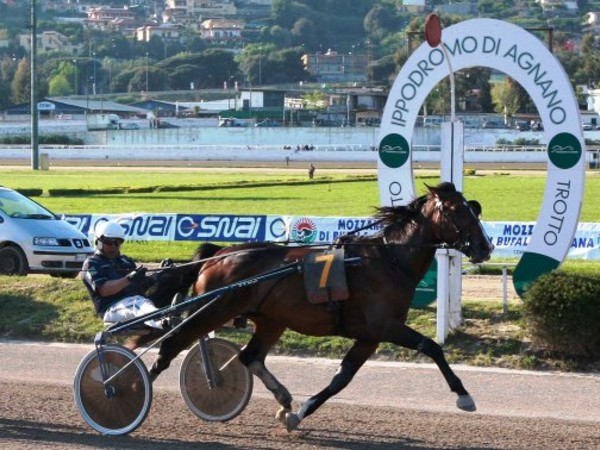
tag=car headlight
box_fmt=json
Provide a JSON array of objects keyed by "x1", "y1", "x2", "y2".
[{"x1": 34, "y1": 237, "x2": 60, "y2": 246}]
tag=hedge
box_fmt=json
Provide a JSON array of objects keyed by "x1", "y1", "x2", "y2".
[{"x1": 524, "y1": 271, "x2": 600, "y2": 357}]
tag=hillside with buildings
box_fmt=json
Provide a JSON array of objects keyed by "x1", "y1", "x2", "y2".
[{"x1": 2, "y1": 0, "x2": 600, "y2": 125}]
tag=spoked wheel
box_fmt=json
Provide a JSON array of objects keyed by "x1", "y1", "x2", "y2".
[
  {"x1": 180, "y1": 337, "x2": 253, "y2": 422},
  {"x1": 73, "y1": 345, "x2": 152, "y2": 435}
]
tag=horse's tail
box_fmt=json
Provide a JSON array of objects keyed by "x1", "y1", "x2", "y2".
[
  {"x1": 148, "y1": 243, "x2": 224, "y2": 305},
  {"x1": 192, "y1": 242, "x2": 223, "y2": 266},
  {"x1": 192, "y1": 242, "x2": 247, "y2": 329}
]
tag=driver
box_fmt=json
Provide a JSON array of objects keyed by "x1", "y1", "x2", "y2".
[{"x1": 82, "y1": 220, "x2": 162, "y2": 329}]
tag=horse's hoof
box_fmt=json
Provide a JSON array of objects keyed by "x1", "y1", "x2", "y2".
[
  {"x1": 457, "y1": 394, "x2": 476, "y2": 412},
  {"x1": 275, "y1": 407, "x2": 290, "y2": 424},
  {"x1": 285, "y1": 412, "x2": 301, "y2": 432}
]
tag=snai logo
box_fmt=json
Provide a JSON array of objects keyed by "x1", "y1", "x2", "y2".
[
  {"x1": 291, "y1": 218, "x2": 317, "y2": 243},
  {"x1": 175, "y1": 214, "x2": 265, "y2": 242}
]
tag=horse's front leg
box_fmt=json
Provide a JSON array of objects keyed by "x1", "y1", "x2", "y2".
[
  {"x1": 388, "y1": 323, "x2": 476, "y2": 412},
  {"x1": 285, "y1": 339, "x2": 377, "y2": 432}
]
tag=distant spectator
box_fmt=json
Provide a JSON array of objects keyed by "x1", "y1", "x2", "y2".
[{"x1": 308, "y1": 164, "x2": 316, "y2": 179}]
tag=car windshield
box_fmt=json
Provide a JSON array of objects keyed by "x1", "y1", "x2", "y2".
[{"x1": 0, "y1": 189, "x2": 55, "y2": 219}]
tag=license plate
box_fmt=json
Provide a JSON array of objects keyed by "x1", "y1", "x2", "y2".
[{"x1": 75, "y1": 254, "x2": 87, "y2": 262}]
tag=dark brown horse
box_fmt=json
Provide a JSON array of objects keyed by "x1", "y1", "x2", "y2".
[{"x1": 147, "y1": 182, "x2": 493, "y2": 430}]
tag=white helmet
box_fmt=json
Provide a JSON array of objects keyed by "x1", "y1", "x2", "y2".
[{"x1": 95, "y1": 220, "x2": 126, "y2": 242}]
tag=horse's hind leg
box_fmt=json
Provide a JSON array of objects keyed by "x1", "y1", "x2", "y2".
[
  {"x1": 391, "y1": 323, "x2": 476, "y2": 412},
  {"x1": 285, "y1": 339, "x2": 377, "y2": 432},
  {"x1": 237, "y1": 319, "x2": 292, "y2": 420},
  {"x1": 149, "y1": 329, "x2": 197, "y2": 381}
]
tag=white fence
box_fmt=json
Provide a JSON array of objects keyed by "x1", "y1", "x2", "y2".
[{"x1": 0, "y1": 144, "x2": 585, "y2": 164}]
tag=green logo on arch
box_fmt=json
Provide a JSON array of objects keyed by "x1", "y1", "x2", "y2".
[
  {"x1": 547, "y1": 132, "x2": 581, "y2": 169},
  {"x1": 379, "y1": 133, "x2": 410, "y2": 168}
]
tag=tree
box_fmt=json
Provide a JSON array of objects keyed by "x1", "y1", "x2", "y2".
[
  {"x1": 271, "y1": 0, "x2": 297, "y2": 29},
  {"x1": 111, "y1": 67, "x2": 138, "y2": 94},
  {"x1": 302, "y1": 90, "x2": 326, "y2": 109},
  {"x1": 11, "y1": 57, "x2": 30, "y2": 104},
  {"x1": 169, "y1": 64, "x2": 209, "y2": 90},
  {"x1": 291, "y1": 18, "x2": 318, "y2": 48},
  {"x1": 491, "y1": 77, "x2": 521, "y2": 120},
  {"x1": 579, "y1": 33, "x2": 600, "y2": 87},
  {"x1": 238, "y1": 44, "x2": 281, "y2": 85},
  {"x1": 263, "y1": 47, "x2": 308, "y2": 84},
  {"x1": 0, "y1": 56, "x2": 17, "y2": 110},
  {"x1": 48, "y1": 74, "x2": 71, "y2": 96},
  {"x1": 267, "y1": 25, "x2": 294, "y2": 48},
  {"x1": 128, "y1": 66, "x2": 169, "y2": 93},
  {"x1": 369, "y1": 54, "x2": 396, "y2": 86},
  {"x1": 364, "y1": 4, "x2": 397, "y2": 37}
]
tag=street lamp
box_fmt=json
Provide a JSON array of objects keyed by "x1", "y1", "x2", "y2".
[
  {"x1": 145, "y1": 52, "x2": 149, "y2": 94},
  {"x1": 30, "y1": 0, "x2": 39, "y2": 170},
  {"x1": 92, "y1": 51, "x2": 96, "y2": 95},
  {"x1": 258, "y1": 48, "x2": 262, "y2": 86},
  {"x1": 72, "y1": 59, "x2": 78, "y2": 95},
  {"x1": 351, "y1": 44, "x2": 355, "y2": 83}
]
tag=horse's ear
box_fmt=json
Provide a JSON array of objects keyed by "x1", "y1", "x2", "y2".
[
  {"x1": 468, "y1": 200, "x2": 482, "y2": 218},
  {"x1": 425, "y1": 183, "x2": 437, "y2": 196},
  {"x1": 425, "y1": 182, "x2": 456, "y2": 198},
  {"x1": 424, "y1": 184, "x2": 445, "y2": 210}
]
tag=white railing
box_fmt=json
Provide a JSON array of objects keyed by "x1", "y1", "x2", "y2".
[{"x1": 0, "y1": 144, "x2": 597, "y2": 165}]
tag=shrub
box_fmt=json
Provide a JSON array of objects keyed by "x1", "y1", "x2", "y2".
[
  {"x1": 524, "y1": 271, "x2": 600, "y2": 357},
  {"x1": 16, "y1": 188, "x2": 43, "y2": 197},
  {"x1": 47, "y1": 188, "x2": 125, "y2": 196},
  {"x1": 0, "y1": 135, "x2": 84, "y2": 145},
  {"x1": 513, "y1": 137, "x2": 540, "y2": 146}
]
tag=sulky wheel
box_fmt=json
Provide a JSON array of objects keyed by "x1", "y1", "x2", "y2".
[
  {"x1": 180, "y1": 337, "x2": 253, "y2": 422},
  {"x1": 73, "y1": 345, "x2": 152, "y2": 436}
]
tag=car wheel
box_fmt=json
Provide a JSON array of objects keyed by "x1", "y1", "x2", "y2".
[{"x1": 0, "y1": 246, "x2": 28, "y2": 276}]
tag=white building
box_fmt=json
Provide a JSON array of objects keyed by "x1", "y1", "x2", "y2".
[
  {"x1": 200, "y1": 19, "x2": 244, "y2": 41},
  {"x1": 18, "y1": 30, "x2": 83, "y2": 55},
  {"x1": 136, "y1": 23, "x2": 184, "y2": 43}
]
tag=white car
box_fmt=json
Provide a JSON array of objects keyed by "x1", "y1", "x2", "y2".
[{"x1": 0, "y1": 186, "x2": 94, "y2": 277}]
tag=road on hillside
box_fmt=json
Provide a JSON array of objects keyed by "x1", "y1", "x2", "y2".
[{"x1": 0, "y1": 340, "x2": 598, "y2": 449}]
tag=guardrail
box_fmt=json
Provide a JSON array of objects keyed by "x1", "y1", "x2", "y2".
[{"x1": 463, "y1": 262, "x2": 518, "y2": 313}]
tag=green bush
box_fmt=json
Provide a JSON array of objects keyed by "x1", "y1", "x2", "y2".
[
  {"x1": 524, "y1": 271, "x2": 600, "y2": 357},
  {"x1": 513, "y1": 137, "x2": 540, "y2": 146},
  {"x1": 47, "y1": 188, "x2": 125, "y2": 196},
  {"x1": 0, "y1": 135, "x2": 84, "y2": 145},
  {"x1": 16, "y1": 188, "x2": 43, "y2": 197}
]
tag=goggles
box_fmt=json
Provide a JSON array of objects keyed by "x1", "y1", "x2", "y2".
[{"x1": 102, "y1": 238, "x2": 124, "y2": 246}]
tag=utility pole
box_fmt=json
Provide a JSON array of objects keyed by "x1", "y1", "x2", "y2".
[{"x1": 30, "y1": 0, "x2": 39, "y2": 170}]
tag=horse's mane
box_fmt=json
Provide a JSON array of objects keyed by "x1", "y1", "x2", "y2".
[
  {"x1": 369, "y1": 182, "x2": 457, "y2": 241},
  {"x1": 373, "y1": 195, "x2": 427, "y2": 228}
]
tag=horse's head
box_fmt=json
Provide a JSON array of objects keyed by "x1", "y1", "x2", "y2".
[{"x1": 426, "y1": 182, "x2": 494, "y2": 264}]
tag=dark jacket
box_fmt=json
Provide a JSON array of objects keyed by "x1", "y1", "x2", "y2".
[{"x1": 82, "y1": 251, "x2": 144, "y2": 315}]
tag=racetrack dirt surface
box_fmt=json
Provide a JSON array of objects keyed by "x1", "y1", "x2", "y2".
[
  {"x1": 1, "y1": 380, "x2": 598, "y2": 450},
  {"x1": 0, "y1": 163, "x2": 596, "y2": 448},
  {"x1": 1, "y1": 340, "x2": 599, "y2": 450}
]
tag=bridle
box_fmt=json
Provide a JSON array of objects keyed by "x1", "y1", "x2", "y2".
[{"x1": 432, "y1": 195, "x2": 486, "y2": 254}]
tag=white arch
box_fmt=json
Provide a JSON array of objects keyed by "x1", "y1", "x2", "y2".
[{"x1": 377, "y1": 18, "x2": 586, "y2": 296}]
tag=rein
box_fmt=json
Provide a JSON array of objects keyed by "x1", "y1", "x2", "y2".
[{"x1": 102, "y1": 198, "x2": 466, "y2": 275}]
